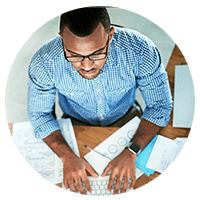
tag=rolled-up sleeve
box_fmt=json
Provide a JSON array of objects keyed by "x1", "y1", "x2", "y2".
[
  {"x1": 137, "y1": 40, "x2": 173, "y2": 127},
  {"x1": 27, "y1": 53, "x2": 60, "y2": 139}
]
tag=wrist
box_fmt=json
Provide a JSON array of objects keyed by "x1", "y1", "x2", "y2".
[
  {"x1": 124, "y1": 147, "x2": 137, "y2": 160},
  {"x1": 60, "y1": 149, "x2": 77, "y2": 163},
  {"x1": 127, "y1": 141, "x2": 141, "y2": 155}
]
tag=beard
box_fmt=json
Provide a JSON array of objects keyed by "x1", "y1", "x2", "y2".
[{"x1": 77, "y1": 68, "x2": 102, "y2": 79}]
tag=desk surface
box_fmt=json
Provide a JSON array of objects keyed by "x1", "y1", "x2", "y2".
[{"x1": 8, "y1": 44, "x2": 191, "y2": 190}]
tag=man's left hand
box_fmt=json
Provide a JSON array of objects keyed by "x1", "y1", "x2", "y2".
[{"x1": 101, "y1": 148, "x2": 137, "y2": 194}]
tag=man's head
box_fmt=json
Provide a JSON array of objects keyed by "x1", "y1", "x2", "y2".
[{"x1": 59, "y1": 7, "x2": 114, "y2": 79}]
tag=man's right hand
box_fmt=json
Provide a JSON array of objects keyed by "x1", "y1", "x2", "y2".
[
  {"x1": 62, "y1": 153, "x2": 98, "y2": 194},
  {"x1": 43, "y1": 130, "x2": 98, "y2": 194}
]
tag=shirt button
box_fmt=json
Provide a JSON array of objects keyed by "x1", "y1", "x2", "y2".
[
  {"x1": 96, "y1": 89, "x2": 101, "y2": 93},
  {"x1": 99, "y1": 100, "x2": 102, "y2": 104},
  {"x1": 100, "y1": 114, "x2": 104, "y2": 120}
]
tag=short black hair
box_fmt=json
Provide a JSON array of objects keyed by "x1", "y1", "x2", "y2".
[{"x1": 59, "y1": 7, "x2": 110, "y2": 37}]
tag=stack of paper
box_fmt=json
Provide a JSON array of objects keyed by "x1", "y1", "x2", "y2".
[
  {"x1": 146, "y1": 136, "x2": 187, "y2": 173},
  {"x1": 13, "y1": 119, "x2": 80, "y2": 184},
  {"x1": 136, "y1": 135, "x2": 158, "y2": 176}
]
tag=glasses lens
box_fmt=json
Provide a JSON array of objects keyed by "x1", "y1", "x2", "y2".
[
  {"x1": 89, "y1": 54, "x2": 107, "y2": 61},
  {"x1": 67, "y1": 54, "x2": 107, "y2": 62},
  {"x1": 67, "y1": 56, "x2": 83, "y2": 62}
]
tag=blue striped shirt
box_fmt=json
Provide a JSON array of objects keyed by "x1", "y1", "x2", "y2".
[{"x1": 27, "y1": 27, "x2": 173, "y2": 139}]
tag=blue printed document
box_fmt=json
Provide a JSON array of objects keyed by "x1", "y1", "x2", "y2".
[{"x1": 136, "y1": 135, "x2": 158, "y2": 176}]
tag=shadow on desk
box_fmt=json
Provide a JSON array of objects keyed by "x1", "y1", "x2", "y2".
[{"x1": 62, "y1": 106, "x2": 142, "y2": 127}]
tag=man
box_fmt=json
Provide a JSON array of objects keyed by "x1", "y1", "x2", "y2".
[{"x1": 28, "y1": 7, "x2": 173, "y2": 194}]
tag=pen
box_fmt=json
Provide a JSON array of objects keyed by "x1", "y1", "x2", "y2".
[{"x1": 84, "y1": 145, "x2": 111, "y2": 160}]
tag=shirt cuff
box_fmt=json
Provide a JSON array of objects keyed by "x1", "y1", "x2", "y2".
[
  {"x1": 141, "y1": 105, "x2": 173, "y2": 127},
  {"x1": 34, "y1": 119, "x2": 61, "y2": 140}
]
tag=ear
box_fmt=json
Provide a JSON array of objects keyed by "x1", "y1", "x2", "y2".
[
  {"x1": 58, "y1": 32, "x2": 63, "y2": 38},
  {"x1": 109, "y1": 27, "x2": 115, "y2": 43}
]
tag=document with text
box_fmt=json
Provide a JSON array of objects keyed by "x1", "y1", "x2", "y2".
[{"x1": 13, "y1": 119, "x2": 79, "y2": 184}]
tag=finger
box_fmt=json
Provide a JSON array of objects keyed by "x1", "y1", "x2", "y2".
[
  {"x1": 69, "y1": 178, "x2": 79, "y2": 193},
  {"x1": 129, "y1": 173, "x2": 136, "y2": 189},
  {"x1": 113, "y1": 176, "x2": 123, "y2": 194},
  {"x1": 63, "y1": 176, "x2": 68, "y2": 189},
  {"x1": 107, "y1": 172, "x2": 116, "y2": 192},
  {"x1": 63, "y1": 177, "x2": 70, "y2": 189},
  {"x1": 81, "y1": 171, "x2": 92, "y2": 193},
  {"x1": 121, "y1": 176, "x2": 129, "y2": 193},
  {"x1": 74, "y1": 177, "x2": 86, "y2": 195},
  {"x1": 85, "y1": 163, "x2": 98, "y2": 178},
  {"x1": 101, "y1": 163, "x2": 112, "y2": 177}
]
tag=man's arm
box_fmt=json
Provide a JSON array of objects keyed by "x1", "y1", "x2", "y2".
[
  {"x1": 43, "y1": 130, "x2": 75, "y2": 161},
  {"x1": 102, "y1": 40, "x2": 172, "y2": 194},
  {"x1": 101, "y1": 119, "x2": 161, "y2": 194},
  {"x1": 43, "y1": 130, "x2": 98, "y2": 194},
  {"x1": 28, "y1": 55, "x2": 98, "y2": 194},
  {"x1": 28, "y1": 53, "x2": 60, "y2": 139},
  {"x1": 131, "y1": 119, "x2": 161, "y2": 150}
]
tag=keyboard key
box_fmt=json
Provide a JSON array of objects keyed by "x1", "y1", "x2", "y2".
[
  {"x1": 102, "y1": 180, "x2": 106, "y2": 185},
  {"x1": 93, "y1": 181, "x2": 97, "y2": 185},
  {"x1": 100, "y1": 185, "x2": 104, "y2": 189},
  {"x1": 97, "y1": 181, "x2": 101, "y2": 185},
  {"x1": 95, "y1": 185, "x2": 99, "y2": 190},
  {"x1": 97, "y1": 190, "x2": 101, "y2": 195}
]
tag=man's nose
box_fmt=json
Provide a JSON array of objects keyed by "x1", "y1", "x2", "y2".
[{"x1": 81, "y1": 57, "x2": 94, "y2": 70}]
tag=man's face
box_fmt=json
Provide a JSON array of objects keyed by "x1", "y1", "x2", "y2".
[{"x1": 60, "y1": 23, "x2": 114, "y2": 79}]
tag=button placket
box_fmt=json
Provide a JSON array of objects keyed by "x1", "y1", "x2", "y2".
[{"x1": 92, "y1": 77, "x2": 107, "y2": 124}]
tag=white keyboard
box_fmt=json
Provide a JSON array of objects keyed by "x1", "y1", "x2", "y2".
[{"x1": 63, "y1": 175, "x2": 133, "y2": 196}]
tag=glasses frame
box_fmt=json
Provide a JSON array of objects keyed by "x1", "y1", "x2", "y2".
[{"x1": 62, "y1": 36, "x2": 110, "y2": 63}]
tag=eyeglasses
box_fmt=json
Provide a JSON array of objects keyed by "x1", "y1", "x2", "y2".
[{"x1": 62, "y1": 36, "x2": 110, "y2": 62}]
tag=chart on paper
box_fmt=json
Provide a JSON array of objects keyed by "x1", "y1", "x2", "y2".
[{"x1": 84, "y1": 117, "x2": 141, "y2": 175}]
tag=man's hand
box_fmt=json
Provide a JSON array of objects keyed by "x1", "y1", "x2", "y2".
[
  {"x1": 101, "y1": 148, "x2": 137, "y2": 194},
  {"x1": 62, "y1": 153, "x2": 98, "y2": 194},
  {"x1": 43, "y1": 130, "x2": 98, "y2": 194}
]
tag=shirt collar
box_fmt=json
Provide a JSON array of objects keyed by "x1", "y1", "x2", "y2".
[{"x1": 103, "y1": 40, "x2": 115, "y2": 70}]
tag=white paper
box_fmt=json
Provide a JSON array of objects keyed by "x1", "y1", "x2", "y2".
[
  {"x1": 173, "y1": 65, "x2": 195, "y2": 128},
  {"x1": 84, "y1": 117, "x2": 141, "y2": 176},
  {"x1": 58, "y1": 119, "x2": 80, "y2": 157},
  {"x1": 174, "y1": 137, "x2": 187, "y2": 160},
  {"x1": 146, "y1": 135, "x2": 178, "y2": 173},
  {"x1": 13, "y1": 119, "x2": 79, "y2": 184}
]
